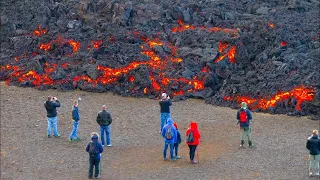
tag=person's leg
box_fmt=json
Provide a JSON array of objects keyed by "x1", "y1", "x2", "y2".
[
  {"x1": 240, "y1": 127, "x2": 245, "y2": 146},
  {"x1": 169, "y1": 143, "x2": 174, "y2": 160},
  {"x1": 315, "y1": 154, "x2": 320, "y2": 175},
  {"x1": 174, "y1": 143, "x2": 178, "y2": 157},
  {"x1": 247, "y1": 127, "x2": 252, "y2": 146},
  {"x1": 69, "y1": 121, "x2": 76, "y2": 140},
  {"x1": 89, "y1": 157, "x2": 94, "y2": 178},
  {"x1": 164, "y1": 113, "x2": 170, "y2": 124},
  {"x1": 160, "y1": 113, "x2": 165, "y2": 132},
  {"x1": 163, "y1": 142, "x2": 168, "y2": 160},
  {"x1": 94, "y1": 158, "x2": 100, "y2": 178},
  {"x1": 190, "y1": 145, "x2": 196, "y2": 161},
  {"x1": 52, "y1": 116, "x2": 59, "y2": 136},
  {"x1": 47, "y1": 117, "x2": 52, "y2": 136},
  {"x1": 73, "y1": 121, "x2": 79, "y2": 139},
  {"x1": 106, "y1": 125, "x2": 111, "y2": 145},
  {"x1": 310, "y1": 155, "x2": 315, "y2": 175},
  {"x1": 100, "y1": 126, "x2": 105, "y2": 146},
  {"x1": 188, "y1": 145, "x2": 192, "y2": 161}
]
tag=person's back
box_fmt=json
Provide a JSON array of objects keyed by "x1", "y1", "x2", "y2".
[
  {"x1": 159, "y1": 100, "x2": 172, "y2": 113},
  {"x1": 159, "y1": 93, "x2": 172, "y2": 133},
  {"x1": 161, "y1": 118, "x2": 177, "y2": 161},
  {"x1": 185, "y1": 121, "x2": 201, "y2": 164},
  {"x1": 44, "y1": 99, "x2": 60, "y2": 117},
  {"x1": 236, "y1": 102, "x2": 253, "y2": 147},
  {"x1": 306, "y1": 130, "x2": 320, "y2": 176},
  {"x1": 97, "y1": 110, "x2": 112, "y2": 126},
  {"x1": 86, "y1": 132, "x2": 104, "y2": 179}
]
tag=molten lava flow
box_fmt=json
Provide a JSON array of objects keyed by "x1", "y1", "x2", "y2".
[
  {"x1": 33, "y1": 26, "x2": 47, "y2": 36},
  {"x1": 281, "y1": 41, "x2": 287, "y2": 47},
  {"x1": 68, "y1": 40, "x2": 81, "y2": 53},
  {"x1": 128, "y1": 76, "x2": 135, "y2": 83},
  {"x1": 224, "y1": 86, "x2": 315, "y2": 111},
  {"x1": 39, "y1": 43, "x2": 51, "y2": 51},
  {"x1": 269, "y1": 22, "x2": 274, "y2": 28}
]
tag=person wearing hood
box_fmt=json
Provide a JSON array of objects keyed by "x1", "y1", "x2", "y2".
[
  {"x1": 236, "y1": 102, "x2": 253, "y2": 148},
  {"x1": 306, "y1": 130, "x2": 320, "y2": 177},
  {"x1": 159, "y1": 93, "x2": 172, "y2": 133},
  {"x1": 44, "y1": 96, "x2": 61, "y2": 137},
  {"x1": 86, "y1": 132, "x2": 104, "y2": 179},
  {"x1": 186, "y1": 121, "x2": 201, "y2": 164},
  {"x1": 161, "y1": 118, "x2": 177, "y2": 161}
]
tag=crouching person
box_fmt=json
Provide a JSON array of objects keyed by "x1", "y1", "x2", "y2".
[{"x1": 86, "y1": 132, "x2": 104, "y2": 179}]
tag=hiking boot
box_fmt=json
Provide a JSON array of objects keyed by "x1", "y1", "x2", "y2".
[
  {"x1": 176, "y1": 155, "x2": 181, "y2": 159},
  {"x1": 248, "y1": 141, "x2": 252, "y2": 147},
  {"x1": 75, "y1": 137, "x2": 81, "y2": 141},
  {"x1": 191, "y1": 160, "x2": 198, "y2": 164},
  {"x1": 68, "y1": 138, "x2": 72, "y2": 142},
  {"x1": 106, "y1": 144, "x2": 112, "y2": 147}
]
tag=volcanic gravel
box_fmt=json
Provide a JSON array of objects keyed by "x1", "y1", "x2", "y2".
[{"x1": 0, "y1": 82, "x2": 319, "y2": 180}]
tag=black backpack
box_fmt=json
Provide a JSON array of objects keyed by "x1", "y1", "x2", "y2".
[
  {"x1": 187, "y1": 131, "x2": 194, "y2": 143},
  {"x1": 88, "y1": 142, "x2": 98, "y2": 157}
]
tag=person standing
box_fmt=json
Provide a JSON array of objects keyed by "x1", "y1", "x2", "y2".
[
  {"x1": 69, "y1": 99, "x2": 80, "y2": 142},
  {"x1": 186, "y1": 121, "x2": 201, "y2": 164},
  {"x1": 44, "y1": 96, "x2": 61, "y2": 137},
  {"x1": 96, "y1": 105, "x2": 112, "y2": 146},
  {"x1": 306, "y1": 130, "x2": 320, "y2": 177},
  {"x1": 173, "y1": 122, "x2": 182, "y2": 159},
  {"x1": 159, "y1": 93, "x2": 172, "y2": 133},
  {"x1": 86, "y1": 132, "x2": 104, "y2": 179},
  {"x1": 161, "y1": 118, "x2": 177, "y2": 161},
  {"x1": 236, "y1": 102, "x2": 253, "y2": 148}
]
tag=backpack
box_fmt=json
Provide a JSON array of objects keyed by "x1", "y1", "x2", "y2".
[
  {"x1": 165, "y1": 126, "x2": 174, "y2": 140},
  {"x1": 88, "y1": 142, "x2": 98, "y2": 157},
  {"x1": 239, "y1": 109, "x2": 248, "y2": 123},
  {"x1": 187, "y1": 131, "x2": 194, "y2": 143}
]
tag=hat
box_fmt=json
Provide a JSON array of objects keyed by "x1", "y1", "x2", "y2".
[
  {"x1": 173, "y1": 122, "x2": 178, "y2": 129},
  {"x1": 241, "y1": 102, "x2": 247, "y2": 109},
  {"x1": 161, "y1": 93, "x2": 167, "y2": 99}
]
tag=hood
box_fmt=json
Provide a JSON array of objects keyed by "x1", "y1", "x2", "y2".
[
  {"x1": 167, "y1": 118, "x2": 173, "y2": 125},
  {"x1": 190, "y1": 122, "x2": 198, "y2": 130},
  {"x1": 91, "y1": 134, "x2": 99, "y2": 142}
]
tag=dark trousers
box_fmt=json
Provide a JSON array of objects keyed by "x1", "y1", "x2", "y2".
[
  {"x1": 188, "y1": 145, "x2": 197, "y2": 161},
  {"x1": 89, "y1": 157, "x2": 100, "y2": 178},
  {"x1": 174, "y1": 143, "x2": 179, "y2": 156}
]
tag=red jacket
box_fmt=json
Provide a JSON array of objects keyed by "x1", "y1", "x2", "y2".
[{"x1": 185, "y1": 122, "x2": 201, "y2": 145}]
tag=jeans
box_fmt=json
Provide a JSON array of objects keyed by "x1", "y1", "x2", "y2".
[
  {"x1": 160, "y1": 113, "x2": 170, "y2": 131},
  {"x1": 100, "y1": 125, "x2": 111, "y2": 146},
  {"x1": 89, "y1": 157, "x2": 100, "y2": 178},
  {"x1": 188, "y1": 145, "x2": 197, "y2": 161},
  {"x1": 240, "y1": 127, "x2": 252, "y2": 144},
  {"x1": 163, "y1": 142, "x2": 174, "y2": 160},
  {"x1": 174, "y1": 143, "x2": 179, "y2": 156},
  {"x1": 69, "y1": 121, "x2": 79, "y2": 139},
  {"x1": 47, "y1": 116, "x2": 59, "y2": 136},
  {"x1": 309, "y1": 154, "x2": 320, "y2": 174}
]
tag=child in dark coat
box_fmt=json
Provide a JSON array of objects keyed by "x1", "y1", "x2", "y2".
[
  {"x1": 173, "y1": 122, "x2": 182, "y2": 159},
  {"x1": 86, "y1": 132, "x2": 104, "y2": 179}
]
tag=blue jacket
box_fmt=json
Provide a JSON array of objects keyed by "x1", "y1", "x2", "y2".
[
  {"x1": 44, "y1": 100, "x2": 61, "y2": 117},
  {"x1": 306, "y1": 135, "x2": 320, "y2": 155},
  {"x1": 161, "y1": 118, "x2": 177, "y2": 143},
  {"x1": 72, "y1": 106, "x2": 80, "y2": 122},
  {"x1": 86, "y1": 135, "x2": 104, "y2": 159},
  {"x1": 236, "y1": 108, "x2": 252, "y2": 127}
]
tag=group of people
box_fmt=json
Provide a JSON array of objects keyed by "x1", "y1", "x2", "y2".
[
  {"x1": 44, "y1": 96, "x2": 112, "y2": 179},
  {"x1": 44, "y1": 93, "x2": 320, "y2": 178}
]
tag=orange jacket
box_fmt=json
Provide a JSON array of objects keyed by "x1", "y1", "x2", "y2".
[{"x1": 185, "y1": 122, "x2": 201, "y2": 145}]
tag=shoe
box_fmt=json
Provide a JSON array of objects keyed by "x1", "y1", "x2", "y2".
[
  {"x1": 68, "y1": 138, "x2": 72, "y2": 142},
  {"x1": 106, "y1": 144, "x2": 112, "y2": 147},
  {"x1": 54, "y1": 134, "x2": 60, "y2": 137},
  {"x1": 102, "y1": 144, "x2": 105, "y2": 147},
  {"x1": 164, "y1": 158, "x2": 167, "y2": 161},
  {"x1": 47, "y1": 135, "x2": 51, "y2": 138},
  {"x1": 88, "y1": 176, "x2": 93, "y2": 179},
  {"x1": 75, "y1": 137, "x2": 81, "y2": 141},
  {"x1": 171, "y1": 158, "x2": 176, "y2": 161},
  {"x1": 176, "y1": 155, "x2": 181, "y2": 159},
  {"x1": 95, "y1": 175, "x2": 100, "y2": 179},
  {"x1": 191, "y1": 160, "x2": 198, "y2": 164},
  {"x1": 309, "y1": 172, "x2": 312, "y2": 176}
]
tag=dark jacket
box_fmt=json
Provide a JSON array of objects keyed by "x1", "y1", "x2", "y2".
[
  {"x1": 159, "y1": 100, "x2": 172, "y2": 113},
  {"x1": 175, "y1": 130, "x2": 182, "y2": 144},
  {"x1": 306, "y1": 135, "x2": 320, "y2": 155},
  {"x1": 186, "y1": 122, "x2": 201, "y2": 145},
  {"x1": 72, "y1": 106, "x2": 80, "y2": 122},
  {"x1": 236, "y1": 108, "x2": 252, "y2": 127},
  {"x1": 86, "y1": 135, "x2": 104, "y2": 160},
  {"x1": 44, "y1": 100, "x2": 61, "y2": 117},
  {"x1": 96, "y1": 110, "x2": 112, "y2": 126}
]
